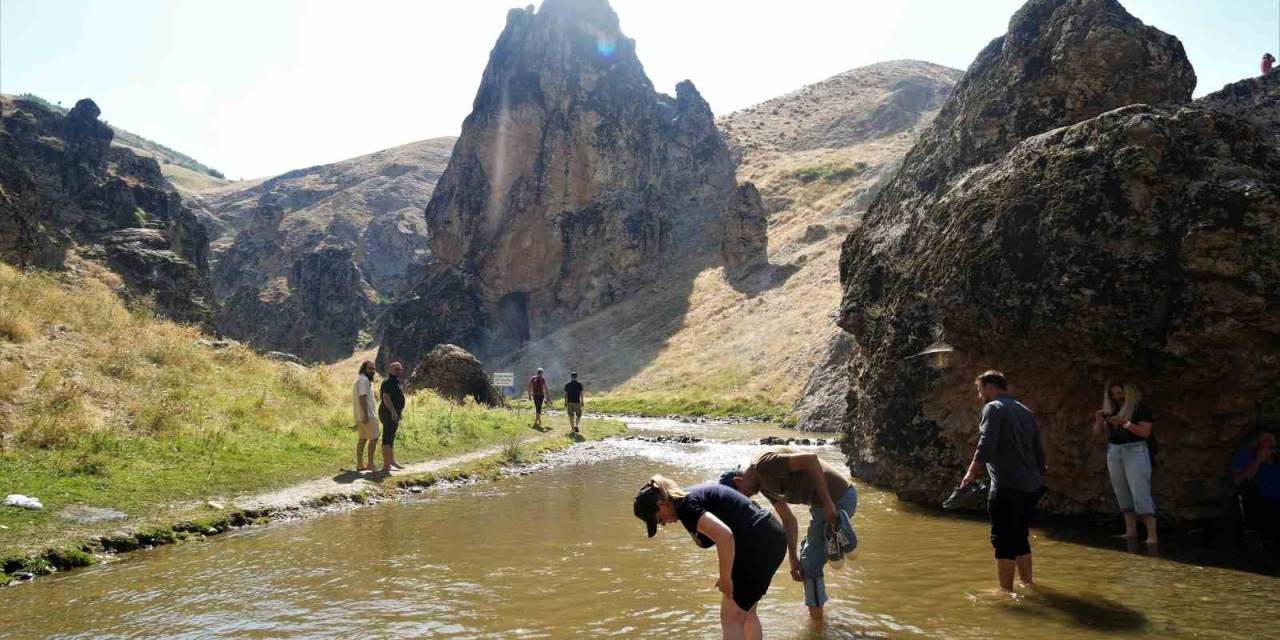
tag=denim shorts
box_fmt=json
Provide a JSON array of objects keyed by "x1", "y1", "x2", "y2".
[{"x1": 1107, "y1": 441, "x2": 1155, "y2": 516}]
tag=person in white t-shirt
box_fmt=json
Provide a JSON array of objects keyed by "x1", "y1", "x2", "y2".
[{"x1": 353, "y1": 361, "x2": 379, "y2": 471}]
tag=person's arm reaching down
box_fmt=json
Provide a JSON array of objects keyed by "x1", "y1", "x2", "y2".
[
  {"x1": 772, "y1": 500, "x2": 803, "y2": 581},
  {"x1": 963, "y1": 403, "x2": 999, "y2": 487},
  {"x1": 696, "y1": 512, "x2": 735, "y2": 598}
]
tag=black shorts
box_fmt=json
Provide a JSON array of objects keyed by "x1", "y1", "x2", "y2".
[
  {"x1": 533, "y1": 395, "x2": 545, "y2": 414},
  {"x1": 379, "y1": 410, "x2": 400, "y2": 446},
  {"x1": 988, "y1": 487, "x2": 1041, "y2": 560},
  {"x1": 730, "y1": 517, "x2": 787, "y2": 612}
]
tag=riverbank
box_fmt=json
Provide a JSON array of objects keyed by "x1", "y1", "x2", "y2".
[
  {"x1": 512, "y1": 391, "x2": 790, "y2": 422},
  {"x1": 2, "y1": 414, "x2": 623, "y2": 585}
]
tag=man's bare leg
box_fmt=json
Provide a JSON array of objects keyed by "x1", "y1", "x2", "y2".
[
  {"x1": 996, "y1": 559, "x2": 1016, "y2": 592},
  {"x1": 356, "y1": 439, "x2": 366, "y2": 469},
  {"x1": 1015, "y1": 553, "x2": 1033, "y2": 586},
  {"x1": 1142, "y1": 514, "x2": 1158, "y2": 545},
  {"x1": 365, "y1": 439, "x2": 377, "y2": 469},
  {"x1": 808, "y1": 605, "x2": 824, "y2": 620}
]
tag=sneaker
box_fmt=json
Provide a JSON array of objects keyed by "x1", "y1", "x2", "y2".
[
  {"x1": 837, "y1": 524, "x2": 859, "y2": 561},
  {"x1": 825, "y1": 527, "x2": 845, "y2": 570}
]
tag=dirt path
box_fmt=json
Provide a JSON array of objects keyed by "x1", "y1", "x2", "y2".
[{"x1": 236, "y1": 422, "x2": 565, "y2": 512}]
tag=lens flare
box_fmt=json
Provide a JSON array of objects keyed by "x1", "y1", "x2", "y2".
[{"x1": 595, "y1": 32, "x2": 617, "y2": 58}]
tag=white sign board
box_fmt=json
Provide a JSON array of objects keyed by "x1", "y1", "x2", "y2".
[{"x1": 492, "y1": 372, "x2": 514, "y2": 387}]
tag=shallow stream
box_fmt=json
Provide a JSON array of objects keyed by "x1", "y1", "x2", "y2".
[{"x1": 2, "y1": 418, "x2": 1276, "y2": 638}]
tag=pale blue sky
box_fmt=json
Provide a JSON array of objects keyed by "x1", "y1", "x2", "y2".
[{"x1": 2, "y1": 0, "x2": 1276, "y2": 179}]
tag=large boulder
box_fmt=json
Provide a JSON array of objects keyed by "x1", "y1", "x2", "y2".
[
  {"x1": 379, "y1": 0, "x2": 738, "y2": 372},
  {"x1": 831, "y1": 0, "x2": 1280, "y2": 520},
  {"x1": 407, "y1": 344, "x2": 506, "y2": 407},
  {"x1": 0, "y1": 96, "x2": 214, "y2": 325}
]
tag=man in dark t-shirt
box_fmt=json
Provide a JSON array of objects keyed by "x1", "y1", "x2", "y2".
[
  {"x1": 379, "y1": 362, "x2": 407, "y2": 472},
  {"x1": 564, "y1": 372, "x2": 585, "y2": 433}
]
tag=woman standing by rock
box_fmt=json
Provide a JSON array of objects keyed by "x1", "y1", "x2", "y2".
[
  {"x1": 634, "y1": 475, "x2": 786, "y2": 640},
  {"x1": 1093, "y1": 382, "x2": 1158, "y2": 544}
]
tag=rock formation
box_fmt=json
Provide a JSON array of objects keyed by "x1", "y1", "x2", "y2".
[
  {"x1": 407, "y1": 343, "x2": 506, "y2": 407},
  {"x1": 721, "y1": 183, "x2": 768, "y2": 277},
  {"x1": 378, "y1": 0, "x2": 736, "y2": 373},
  {"x1": 830, "y1": 0, "x2": 1279, "y2": 520},
  {"x1": 792, "y1": 331, "x2": 854, "y2": 432},
  {"x1": 1194, "y1": 71, "x2": 1280, "y2": 145},
  {"x1": 0, "y1": 96, "x2": 214, "y2": 324},
  {"x1": 204, "y1": 139, "x2": 453, "y2": 362}
]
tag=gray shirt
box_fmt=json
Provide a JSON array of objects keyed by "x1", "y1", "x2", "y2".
[{"x1": 975, "y1": 394, "x2": 1045, "y2": 493}]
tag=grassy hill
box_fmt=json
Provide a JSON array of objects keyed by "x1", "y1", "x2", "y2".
[{"x1": 0, "y1": 260, "x2": 614, "y2": 564}]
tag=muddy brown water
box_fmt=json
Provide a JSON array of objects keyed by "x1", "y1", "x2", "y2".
[{"x1": 2, "y1": 418, "x2": 1277, "y2": 639}]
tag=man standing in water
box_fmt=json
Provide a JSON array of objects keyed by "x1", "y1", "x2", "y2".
[
  {"x1": 379, "y1": 361, "x2": 407, "y2": 472},
  {"x1": 721, "y1": 446, "x2": 858, "y2": 620},
  {"x1": 563, "y1": 372, "x2": 585, "y2": 434},
  {"x1": 528, "y1": 367, "x2": 549, "y2": 429},
  {"x1": 352, "y1": 360, "x2": 378, "y2": 471},
  {"x1": 961, "y1": 370, "x2": 1046, "y2": 592}
]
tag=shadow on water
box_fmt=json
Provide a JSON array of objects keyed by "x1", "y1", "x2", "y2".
[
  {"x1": 889, "y1": 499, "x2": 1280, "y2": 578},
  {"x1": 1039, "y1": 523, "x2": 1280, "y2": 579},
  {"x1": 1004, "y1": 585, "x2": 1148, "y2": 634}
]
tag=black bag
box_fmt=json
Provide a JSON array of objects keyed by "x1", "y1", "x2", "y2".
[{"x1": 1146, "y1": 433, "x2": 1159, "y2": 468}]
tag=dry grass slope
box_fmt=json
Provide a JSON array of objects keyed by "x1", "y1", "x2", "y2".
[{"x1": 0, "y1": 262, "x2": 614, "y2": 559}]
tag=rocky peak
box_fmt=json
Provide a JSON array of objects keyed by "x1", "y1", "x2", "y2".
[
  {"x1": 827, "y1": 0, "x2": 1277, "y2": 519},
  {"x1": 379, "y1": 0, "x2": 737, "y2": 372},
  {"x1": 62, "y1": 99, "x2": 113, "y2": 168},
  {"x1": 888, "y1": 0, "x2": 1194, "y2": 199},
  {"x1": 0, "y1": 95, "x2": 214, "y2": 325}
]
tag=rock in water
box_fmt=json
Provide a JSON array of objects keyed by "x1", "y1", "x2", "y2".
[
  {"x1": 0, "y1": 97, "x2": 214, "y2": 324},
  {"x1": 407, "y1": 344, "x2": 507, "y2": 407},
  {"x1": 378, "y1": 0, "x2": 737, "y2": 372},
  {"x1": 831, "y1": 0, "x2": 1280, "y2": 519}
]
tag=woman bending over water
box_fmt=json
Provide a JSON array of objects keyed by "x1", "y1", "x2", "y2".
[
  {"x1": 1093, "y1": 381, "x2": 1158, "y2": 544},
  {"x1": 634, "y1": 475, "x2": 787, "y2": 640}
]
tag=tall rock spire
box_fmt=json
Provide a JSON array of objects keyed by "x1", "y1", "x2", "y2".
[{"x1": 380, "y1": 0, "x2": 736, "y2": 370}]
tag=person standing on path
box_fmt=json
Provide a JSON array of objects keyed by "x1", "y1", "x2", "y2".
[
  {"x1": 528, "y1": 368, "x2": 549, "y2": 429},
  {"x1": 1263, "y1": 53, "x2": 1275, "y2": 76},
  {"x1": 353, "y1": 360, "x2": 379, "y2": 471},
  {"x1": 1093, "y1": 381, "x2": 1158, "y2": 545},
  {"x1": 721, "y1": 446, "x2": 858, "y2": 620},
  {"x1": 563, "y1": 372, "x2": 585, "y2": 434},
  {"x1": 379, "y1": 361, "x2": 406, "y2": 472},
  {"x1": 961, "y1": 370, "x2": 1046, "y2": 593},
  {"x1": 634, "y1": 475, "x2": 786, "y2": 640}
]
